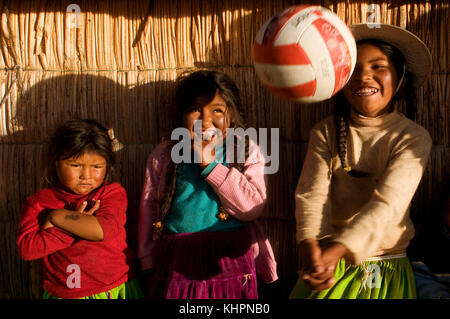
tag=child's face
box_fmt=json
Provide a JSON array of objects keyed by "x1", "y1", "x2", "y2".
[
  {"x1": 182, "y1": 90, "x2": 231, "y2": 141},
  {"x1": 56, "y1": 152, "x2": 107, "y2": 195},
  {"x1": 343, "y1": 43, "x2": 399, "y2": 117}
]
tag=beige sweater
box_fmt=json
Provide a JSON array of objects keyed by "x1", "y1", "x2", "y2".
[{"x1": 295, "y1": 110, "x2": 432, "y2": 264}]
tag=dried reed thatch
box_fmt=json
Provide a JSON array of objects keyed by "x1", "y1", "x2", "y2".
[{"x1": 0, "y1": 0, "x2": 448, "y2": 298}]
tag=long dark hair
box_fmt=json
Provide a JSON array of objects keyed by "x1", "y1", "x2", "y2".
[
  {"x1": 158, "y1": 70, "x2": 250, "y2": 229},
  {"x1": 334, "y1": 39, "x2": 408, "y2": 177},
  {"x1": 43, "y1": 119, "x2": 115, "y2": 187}
]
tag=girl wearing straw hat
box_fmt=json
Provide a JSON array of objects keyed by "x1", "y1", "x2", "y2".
[{"x1": 290, "y1": 23, "x2": 433, "y2": 299}]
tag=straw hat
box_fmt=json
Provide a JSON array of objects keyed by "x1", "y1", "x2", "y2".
[{"x1": 350, "y1": 23, "x2": 432, "y2": 88}]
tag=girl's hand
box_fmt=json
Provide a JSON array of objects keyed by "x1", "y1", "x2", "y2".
[
  {"x1": 298, "y1": 240, "x2": 347, "y2": 292},
  {"x1": 320, "y1": 242, "x2": 347, "y2": 269},
  {"x1": 298, "y1": 239, "x2": 334, "y2": 292},
  {"x1": 195, "y1": 140, "x2": 216, "y2": 169},
  {"x1": 42, "y1": 218, "x2": 55, "y2": 230},
  {"x1": 298, "y1": 239, "x2": 326, "y2": 280},
  {"x1": 193, "y1": 131, "x2": 224, "y2": 169},
  {"x1": 77, "y1": 200, "x2": 101, "y2": 215},
  {"x1": 304, "y1": 242, "x2": 348, "y2": 292}
]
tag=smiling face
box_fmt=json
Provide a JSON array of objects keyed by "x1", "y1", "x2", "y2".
[
  {"x1": 182, "y1": 90, "x2": 231, "y2": 141},
  {"x1": 56, "y1": 152, "x2": 107, "y2": 195},
  {"x1": 343, "y1": 43, "x2": 399, "y2": 117}
]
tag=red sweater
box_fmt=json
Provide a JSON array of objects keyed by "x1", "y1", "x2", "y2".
[{"x1": 17, "y1": 182, "x2": 133, "y2": 298}]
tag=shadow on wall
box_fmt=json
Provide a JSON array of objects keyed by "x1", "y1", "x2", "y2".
[
  {"x1": 0, "y1": 73, "x2": 177, "y2": 298},
  {"x1": 398, "y1": 3, "x2": 450, "y2": 232},
  {"x1": 398, "y1": 3, "x2": 450, "y2": 273}
]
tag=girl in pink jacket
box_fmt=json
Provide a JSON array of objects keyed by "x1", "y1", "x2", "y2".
[{"x1": 138, "y1": 70, "x2": 277, "y2": 299}]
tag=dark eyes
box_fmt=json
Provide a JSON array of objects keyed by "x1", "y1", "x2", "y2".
[
  {"x1": 69, "y1": 164, "x2": 104, "y2": 168},
  {"x1": 187, "y1": 106, "x2": 225, "y2": 113},
  {"x1": 188, "y1": 106, "x2": 201, "y2": 112},
  {"x1": 372, "y1": 64, "x2": 389, "y2": 70}
]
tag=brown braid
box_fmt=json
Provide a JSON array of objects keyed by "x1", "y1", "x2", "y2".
[
  {"x1": 337, "y1": 114, "x2": 349, "y2": 172},
  {"x1": 153, "y1": 159, "x2": 178, "y2": 239},
  {"x1": 160, "y1": 162, "x2": 178, "y2": 220},
  {"x1": 334, "y1": 93, "x2": 370, "y2": 178}
]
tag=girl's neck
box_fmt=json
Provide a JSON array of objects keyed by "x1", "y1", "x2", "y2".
[
  {"x1": 349, "y1": 108, "x2": 397, "y2": 127},
  {"x1": 351, "y1": 102, "x2": 395, "y2": 119}
]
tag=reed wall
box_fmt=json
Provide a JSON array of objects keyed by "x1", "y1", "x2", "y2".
[{"x1": 0, "y1": 0, "x2": 448, "y2": 298}]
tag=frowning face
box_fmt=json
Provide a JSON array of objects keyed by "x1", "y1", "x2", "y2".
[
  {"x1": 343, "y1": 43, "x2": 399, "y2": 117},
  {"x1": 56, "y1": 152, "x2": 107, "y2": 195}
]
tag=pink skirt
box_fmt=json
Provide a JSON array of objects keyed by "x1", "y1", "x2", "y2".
[{"x1": 149, "y1": 227, "x2": 257, "y2": 299}]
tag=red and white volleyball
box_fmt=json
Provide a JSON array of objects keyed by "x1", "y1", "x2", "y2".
[{"x1": 253, "y1": 6, "x2": 357, "y2": 103}]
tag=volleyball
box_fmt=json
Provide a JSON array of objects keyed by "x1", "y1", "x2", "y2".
[{"x1": 252, "y1": 5, "x2": 357, "y2": 103}]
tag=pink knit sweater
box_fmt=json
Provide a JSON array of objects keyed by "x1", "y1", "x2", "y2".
[{"x1": 138, "y1": 140, "x2": 278, "y2": 283}]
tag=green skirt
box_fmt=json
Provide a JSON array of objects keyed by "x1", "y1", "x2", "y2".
[
  {"x1": 289, "y1": 254, "x2": 416, "y2": 299},
  {"x1": 42, "y1": 278, "x2": 144, "y2": 299}
]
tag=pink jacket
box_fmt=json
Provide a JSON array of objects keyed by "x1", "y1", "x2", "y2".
[{"x1": 138, "y1": 140, "x2": 278, "y2": 283}]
